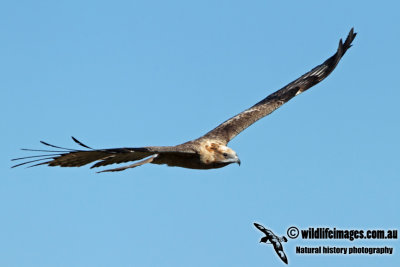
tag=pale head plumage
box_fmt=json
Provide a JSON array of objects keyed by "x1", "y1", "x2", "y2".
[{"x1": 198, "y1": 141, "x2": 240, "y2": 166}]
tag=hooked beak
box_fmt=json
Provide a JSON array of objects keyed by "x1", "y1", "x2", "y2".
[{"x1": 223, "y1": 155, "x2": 241, "y2": 166}]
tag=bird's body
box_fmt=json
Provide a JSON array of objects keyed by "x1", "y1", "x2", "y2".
[
  {"x1": 12, "y1": 29, "x2": 356, "y2": 173},
  {"x1": 152, "y1": 140, "x2": 238, "y2": 169}
]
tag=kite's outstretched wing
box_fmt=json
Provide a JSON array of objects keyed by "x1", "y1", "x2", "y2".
[
  {"x1": 11, "y1": 137, "x2": 192, "y2": 172},
  {"x1": 201, "y1": 28, "x2": 357, "y2": 145}
]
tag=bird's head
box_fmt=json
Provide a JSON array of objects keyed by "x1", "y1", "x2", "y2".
[
  {"x1": 259, "y1": 236, "x2": 268, "y2": 243},
  {"x1": 200, "y1": 142, "x2": 240, "y2": 166},
  {"x1": 216, "y1": 145, "x2": 240, "y2": 166}
]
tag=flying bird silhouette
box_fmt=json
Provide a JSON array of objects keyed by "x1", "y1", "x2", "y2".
[
  {"x1": 254, "y1": 222, "x2": 289, "y2": 264},
  {"x1": 12, "y1": 29, "x2": 356, "y2": 173}
]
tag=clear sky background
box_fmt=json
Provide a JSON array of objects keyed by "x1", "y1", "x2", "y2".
[{"x1": 1, "y1": 0, "x2": 399, "y2": 266}]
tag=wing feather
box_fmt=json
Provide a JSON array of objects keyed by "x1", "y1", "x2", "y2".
[
  {"x1": 254, "y1": 222, "x2": 269, "y2": 234},
  {"x1": 273, "y1": 246, "x2": 288, "y2": 264},
  {"x1": 200, "y1": 28, "x2": 357, "y2": 144},
  {"x1": 12, "y1": 137, "x2": 193, "y2": 171},
  {"x1": 97, "y1": 155, "x2": 159, "y2": 173}
]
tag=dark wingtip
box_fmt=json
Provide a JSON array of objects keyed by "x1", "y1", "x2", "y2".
[
  {"x1": 11, "y1": 138, "x2": 84, "y2": 169},
  {"x1": 253, "y1": 222, "x2": 264, "y2": 231},
  {"x1": 11, "y1": 157, "x2": 54, "y2": 168},
  {"x1": 40, "y1": 140, "x2": 52, "y2": 147},
  {"x1": 39, "y1": 140, "x2": 76, "y2": 151},
  {"x1": 71, "y1": 136, "x2": 93, "y2": 149},
  {"x1": 326, "y1": 28, "x2": 356, "y2": 69},
  {"x1": 341, "y1": 28, "x2": 357, "y2": 54}
]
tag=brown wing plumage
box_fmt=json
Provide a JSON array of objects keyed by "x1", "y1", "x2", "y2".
[
  {"x1": 200, "y1": 28, "x2": 357, "y2": 145},
  {"x1": 11, "y1": 137, "x2": 194, "y2": 172}
]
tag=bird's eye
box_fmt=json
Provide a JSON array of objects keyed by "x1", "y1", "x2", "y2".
[{"x1": 223, "y1": 153, "x2": 228, "y2": 158}]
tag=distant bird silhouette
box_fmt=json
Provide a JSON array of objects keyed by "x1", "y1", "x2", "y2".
[{"x1": 254, "y1": 222, "x2": 288, "y2": 264}]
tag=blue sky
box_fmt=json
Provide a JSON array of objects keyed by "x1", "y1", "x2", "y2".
[{"x1": 2, "y1": 0, "x2": 399, "y2": 266}]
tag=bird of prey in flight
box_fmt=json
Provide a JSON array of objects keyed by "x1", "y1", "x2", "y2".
[
  {"x1": 254, "y1": 223, "x2": 289, "y2": 264},
  {"x1": 12, "y1": 29, "x2": 356, "y2": 173}
]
